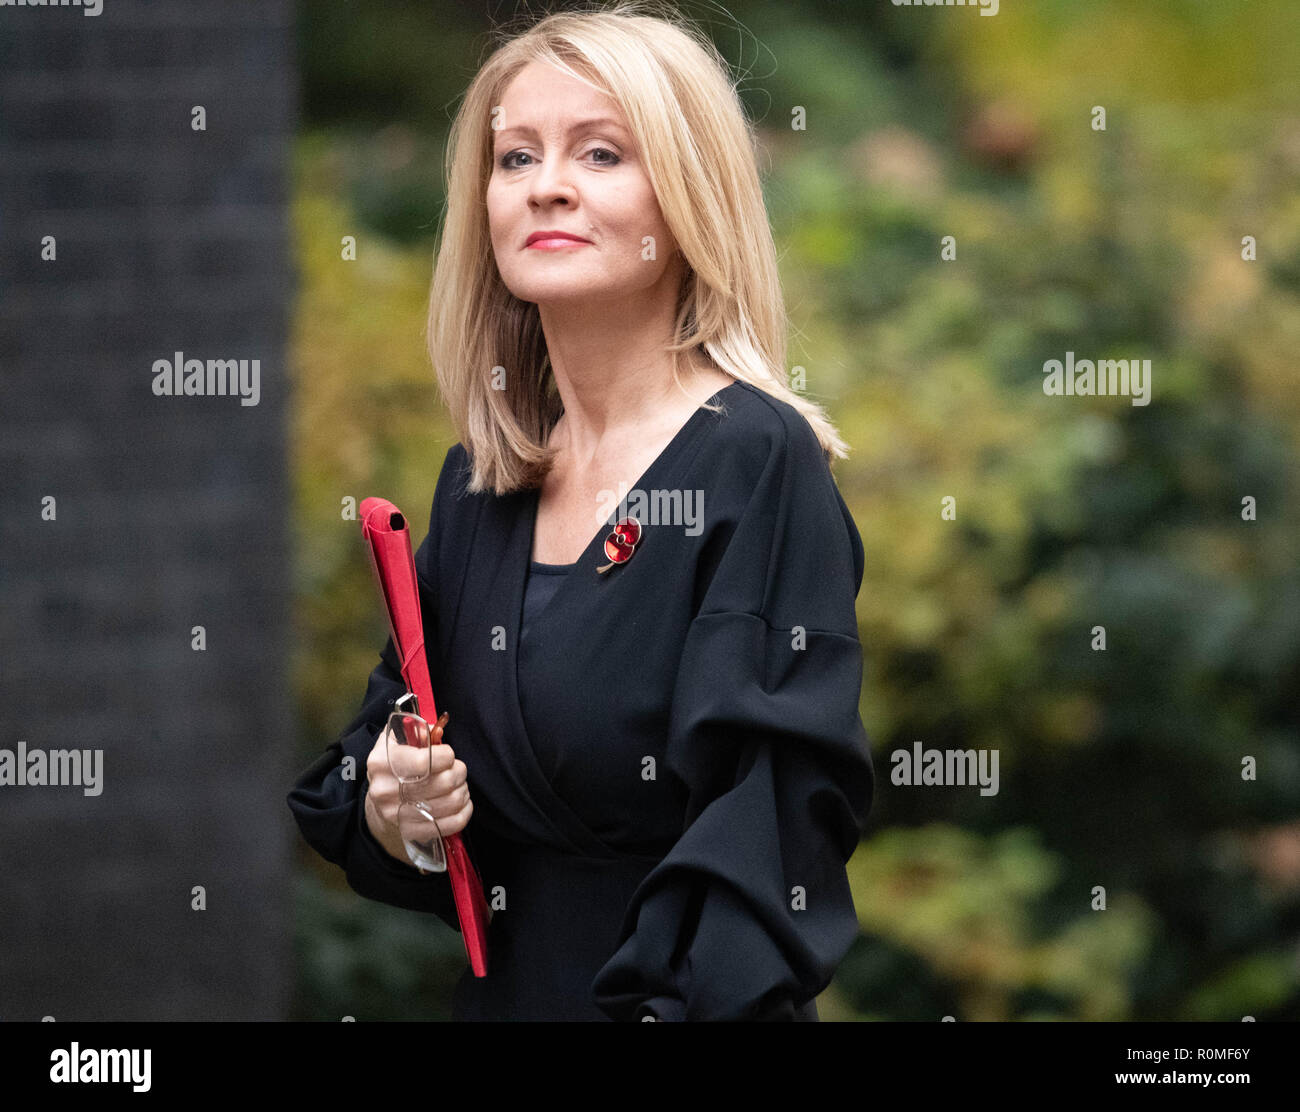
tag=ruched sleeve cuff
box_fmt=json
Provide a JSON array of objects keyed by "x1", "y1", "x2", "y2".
[{"x1": 591, "y1": 613, "x2": 872, "y2": 1020}]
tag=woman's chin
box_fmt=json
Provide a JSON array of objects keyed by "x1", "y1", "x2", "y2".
[{"x1": 511, "y1": 281, "x2": 633, "y2": 309}]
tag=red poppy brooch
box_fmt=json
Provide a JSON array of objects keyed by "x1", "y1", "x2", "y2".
[{"x1": 596, "y1": 516, "x2": 642, "y2": 574}]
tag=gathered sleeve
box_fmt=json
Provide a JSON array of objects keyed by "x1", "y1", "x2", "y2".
[
  {"x1": 285, "y1": 448, "x2": 468, "y2": 931},
  {"x1": 591, "y1": 411, "x2": 874, "y2": 1021}
]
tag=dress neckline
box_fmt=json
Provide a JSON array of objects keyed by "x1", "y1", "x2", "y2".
[
  {"x1": 529, "y1": 560, "x2": 576, "y2": 573},
  {"x1": 526, "y1": 379, "x2": 743, "y2": 569}
]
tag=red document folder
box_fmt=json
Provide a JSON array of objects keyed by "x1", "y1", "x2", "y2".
[{"x1": 360, "y1": 496, "x2": 490, "y2": 977}]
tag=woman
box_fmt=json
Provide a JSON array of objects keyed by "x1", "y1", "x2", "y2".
[{"x1": 288, "y1": 3, "x2": 874, "y2": 1022}]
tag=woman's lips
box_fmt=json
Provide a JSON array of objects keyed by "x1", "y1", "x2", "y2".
[{"x1": 525, "y1": 237, "x2": 592, "y2": 250}]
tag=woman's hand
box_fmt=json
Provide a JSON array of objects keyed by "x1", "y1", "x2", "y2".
[{"x1": 364, "y1": 716, "x2": 474, "y2": 866}]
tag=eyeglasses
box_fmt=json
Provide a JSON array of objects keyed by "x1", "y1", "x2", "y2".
[{"x1": 385, "y1": 692, "x2": 451, "y2": 875}]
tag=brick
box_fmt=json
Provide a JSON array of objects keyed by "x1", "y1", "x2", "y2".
[{"x1": 0, "y1": 0, "x2": 295, "y2": 1022}]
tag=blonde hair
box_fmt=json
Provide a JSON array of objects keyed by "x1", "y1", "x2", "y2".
[{"x1": 427, "y1": 1, "x2": 850, "y2": 495}]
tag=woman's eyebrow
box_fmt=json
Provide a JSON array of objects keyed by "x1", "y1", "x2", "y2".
[{"x1": 494, "y1": 116, "x2": 630, "y2": 141}]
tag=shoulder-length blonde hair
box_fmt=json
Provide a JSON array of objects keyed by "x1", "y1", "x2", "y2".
[{"x1": 428, "y1": 1, "x2": 849, "y2": 495}]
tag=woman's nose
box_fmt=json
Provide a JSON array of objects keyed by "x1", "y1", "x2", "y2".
[{"x1": 528, "y1": 155, "x2": 577, "y2": 208}]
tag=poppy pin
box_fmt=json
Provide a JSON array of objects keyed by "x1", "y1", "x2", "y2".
[{"x1": 596, "y1": 516, "x2": 642, "y2": 574}]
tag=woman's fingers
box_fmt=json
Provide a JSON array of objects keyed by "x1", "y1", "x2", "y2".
[
  {"x1": 367, "y1": 720, "x2": 473, "y2": 839},
  {"x1": 400, "y1": 797, "x2": 473, "y2": 839}
]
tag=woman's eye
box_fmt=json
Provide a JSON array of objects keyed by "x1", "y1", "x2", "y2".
[{"x1": 496, "y1": 146, "x2": 618, "y2": 170}]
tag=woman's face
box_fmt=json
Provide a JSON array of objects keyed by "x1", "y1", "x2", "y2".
[{"x1": 486, "y1": 61, "x2": 680, "y2": 309}]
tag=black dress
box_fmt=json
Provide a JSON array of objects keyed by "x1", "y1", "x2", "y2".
[{"x1": 287, "y1": 379, "x2": 875, "y2": 1021}]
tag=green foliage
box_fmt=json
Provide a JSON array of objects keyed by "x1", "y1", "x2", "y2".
[
  {"x1": 289, "y1": 143, "x2": 456, "y2": 748},
  {"x1": 846, "y1": 826, "x2": 1154, "y2": 1020},
  {"x1": 291, "y1": 872, "x2": 466, "y2": 1021}
]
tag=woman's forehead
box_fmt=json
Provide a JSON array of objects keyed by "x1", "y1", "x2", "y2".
[{"x1": 497, "y1": 61, "x2": 622, "y2": 119}]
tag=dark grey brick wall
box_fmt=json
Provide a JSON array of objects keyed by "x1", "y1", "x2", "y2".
[{"x1": 0, "y1": 0, "x2": 296, "y2": 1020}]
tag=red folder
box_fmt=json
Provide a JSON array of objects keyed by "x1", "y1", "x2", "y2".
[{"x1": 360, "y1": 496, "x2": 490, "y2": 977}]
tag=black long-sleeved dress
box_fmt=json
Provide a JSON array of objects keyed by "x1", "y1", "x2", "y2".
[{"x1": 287, "y1": 379, "x2": 875, "y2": 1021}]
